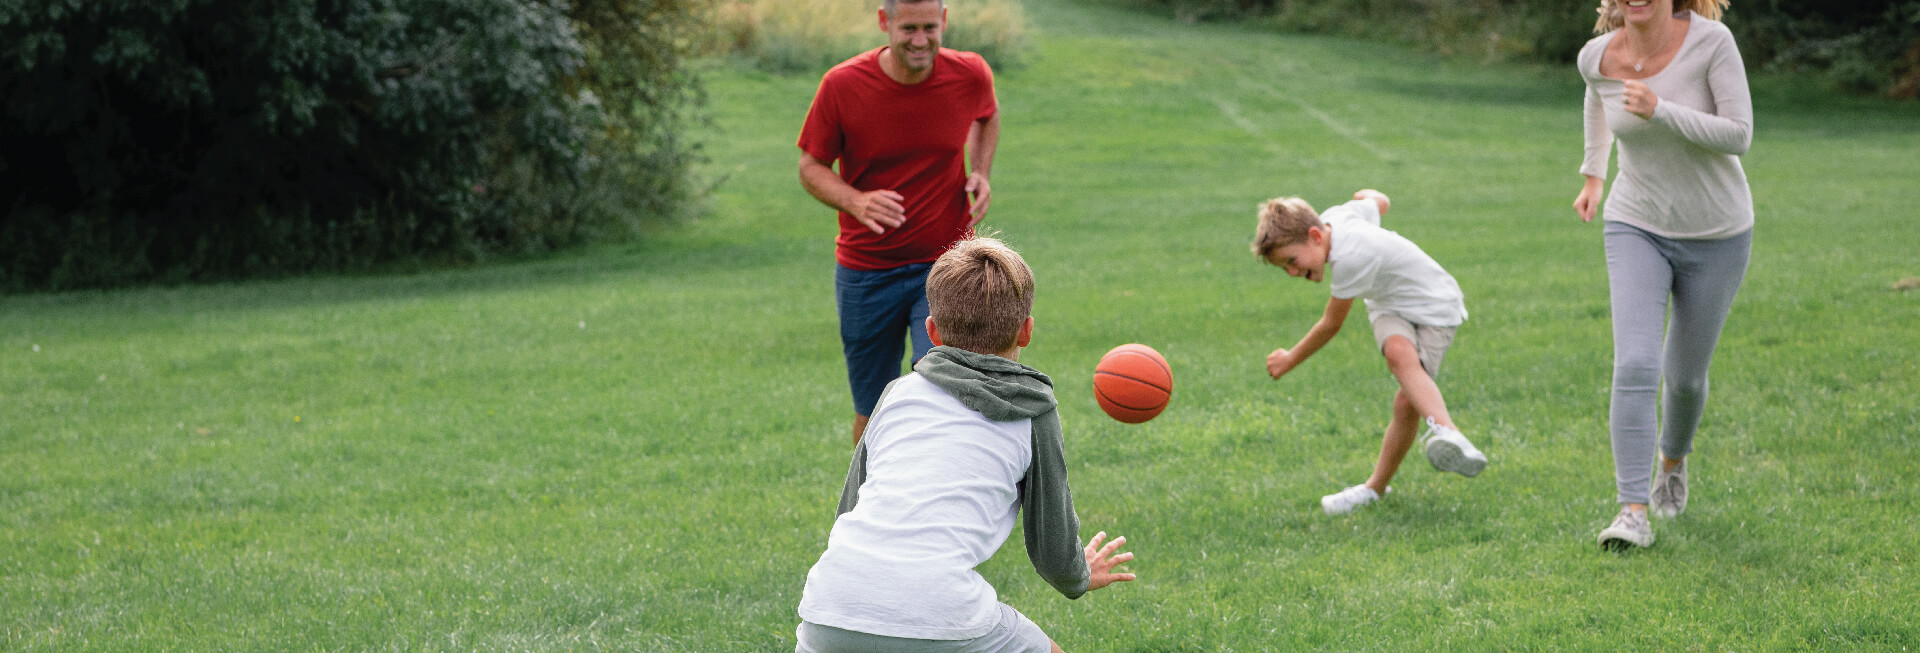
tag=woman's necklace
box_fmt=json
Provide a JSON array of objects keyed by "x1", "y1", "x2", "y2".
[{"x1": 1631, "y1": 24, "x2": 1673, "y2": 73}]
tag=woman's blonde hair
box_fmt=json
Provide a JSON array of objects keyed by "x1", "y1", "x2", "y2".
[
  {"x1": 926, "y1": 237, "x2": 1035, "y2": 354},
  {"x1": 1594, "y1": 0, "x2": 1729, "y2": 33}
]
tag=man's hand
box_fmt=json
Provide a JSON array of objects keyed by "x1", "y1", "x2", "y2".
[
  {"x1": 965, "y1": 172, "x2": 992, "y2": 227},
  {"x1": 1623, "y1": 80, "x2": 1659, "y2": 120},
  {"x1": 1083, "y1": 531, "x2": 1136, "y2": 592},
  {"x1": 850, "y1": 190, "x2": 907, "y2": 235},
  {"x1": 1267, "y1": 348, "x2": 1298, "y2": 380},
  {"x1": 799, "y1": 153, "x2": 908, "y2": 235}
]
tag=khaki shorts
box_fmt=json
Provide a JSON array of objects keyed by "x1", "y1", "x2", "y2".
[{"x1": 1370, "y1": 314, "x2": 1456, "y2": 379}]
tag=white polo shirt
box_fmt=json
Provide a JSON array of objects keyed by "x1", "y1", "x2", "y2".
[{"x1": 1323, "y1": 199, "x2": 1467, "y2": 327}]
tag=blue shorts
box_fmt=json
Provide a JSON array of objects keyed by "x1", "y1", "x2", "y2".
[{"x1": 835, "y1": 262, "x2": 934, "y2": 416}]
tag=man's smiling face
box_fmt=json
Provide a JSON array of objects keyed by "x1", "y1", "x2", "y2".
[{"x1": 881, "y1": 1, "x2": 945, "y2": 78}]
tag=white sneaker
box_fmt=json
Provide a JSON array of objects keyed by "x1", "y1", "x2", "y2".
[
  {"x1": 1651, "y1": 457, "x2": 1688, "y2": 518},
  {"x1": 1420, "y1": 418, "x2": 1487, "y2": 477},
  {"x1": 1597, "y1": 506, "x2": 1655, "y2": 550},
  {"x1": 1321, "y1": 484, "x2": 1388, "y2": 515}
]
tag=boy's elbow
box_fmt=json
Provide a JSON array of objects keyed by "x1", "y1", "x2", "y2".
[
  {"x1": 1045, "y1": 572, "x2": 1091, "y2": 599},
  {"x1": 1034, "y1": 555, "x2": 1091, "y2": 599}
]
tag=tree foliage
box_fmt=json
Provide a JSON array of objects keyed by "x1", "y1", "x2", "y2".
[
  {"x1": 0, "y1": 0, "x2": 702, "y2": 291},
  {"x1": 1087, "y1": 0, "x2": 1920, "y2": 98}
]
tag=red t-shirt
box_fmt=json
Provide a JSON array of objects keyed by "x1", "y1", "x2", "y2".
[{"x1": 798, "y1": 47, "x2": 998, "y2": 271}]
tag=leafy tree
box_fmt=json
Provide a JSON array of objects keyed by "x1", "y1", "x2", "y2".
[
  {"x1": 1083, "y1": 0, "x2": 1920, "y2": 98},
  {"x1": 0, "y1": 0, "x2": 702, "y2": 291}
]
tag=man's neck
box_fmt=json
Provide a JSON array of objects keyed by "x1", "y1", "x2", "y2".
[{"x1": 878, "y1": 47, "x2": 934, "y2": 85}]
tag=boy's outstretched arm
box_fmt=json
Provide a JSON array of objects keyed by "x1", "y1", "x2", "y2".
[
  {"x1": 1023, "y1": 408, "x2": 1093, "y2": 598},
  {"x1": 1268, "y1": 297, "x2": 1354, "y2": 379}
]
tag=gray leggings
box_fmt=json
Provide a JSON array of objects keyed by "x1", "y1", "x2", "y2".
[{"x1": 1604, "y1": 221, "x2": 1751, "y2": 505}]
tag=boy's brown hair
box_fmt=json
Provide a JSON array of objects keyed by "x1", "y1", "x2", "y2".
[
  {"x1": 1250, "y1": 197, "x2": 1324, "y2": 259},
  {"x1": 927, "y1": 237, "x2": 1035, "y2": 354}
]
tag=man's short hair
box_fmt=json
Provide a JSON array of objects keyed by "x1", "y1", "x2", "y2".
[
  {"x1": 1251, "y1": 197, "x2": 1324, "y2": 258},
  {"x1": 882, "y1": 0, "x2": 944, "y2": 17},
  {"x1": 927, "y1": 237, "x2": 1035, "y2": 354}
]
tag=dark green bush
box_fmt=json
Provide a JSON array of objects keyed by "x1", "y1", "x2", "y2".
[
  {"x1": 0, "y1": 0, "x2": 702, "y2": 292},
  {"x1": 1739, "y1": 0, "x2": 1920, "y2": 97},
  {"x1": 1081, "y1": 0, "x2": 1920, "y2": 98},
  {"x1": 1079, "y1": 0, "x2": 1277, "y2": 23},
  {"x1": 570, "y1": 0, "x2": 707, "y2": 236}
]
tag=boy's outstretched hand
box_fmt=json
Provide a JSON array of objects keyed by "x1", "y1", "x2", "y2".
[
  {"x1": 1354, "y1": 189, "x2": 1390, "y2": 216},
  {"x1": 1267, "y1": 347, "x2": 1298, "y2": 379},
  {"x1": 1084, "y1": 531, "x2": 1136, "y2": 592}
]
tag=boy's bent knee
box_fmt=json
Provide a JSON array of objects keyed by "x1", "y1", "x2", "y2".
[{"x1": 1381, "y1": 336, "x2": 1424, "y2": 373}]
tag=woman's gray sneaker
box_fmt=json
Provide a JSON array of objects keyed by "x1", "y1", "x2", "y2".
[
  {"x1": 1598, "y1": 506, "x2": 1654, "y2": 550},
  {"x1": 1651, "y1": 457, "x2": 1688, "y2": 518}
]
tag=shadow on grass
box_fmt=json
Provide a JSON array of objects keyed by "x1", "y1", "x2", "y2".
[{"x1": 0, "y1": 234, "x2": 804, "y2": 320}]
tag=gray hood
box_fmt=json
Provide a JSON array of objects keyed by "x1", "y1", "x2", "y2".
[{"x1": 913, "y1": 346, "x2": 1056, "y2": 422}]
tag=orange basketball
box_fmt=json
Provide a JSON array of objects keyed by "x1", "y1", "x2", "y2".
[{"x1": 1093, "y1": 344, "x2": 1173, "y2": 424}]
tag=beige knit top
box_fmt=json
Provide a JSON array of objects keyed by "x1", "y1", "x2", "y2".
[{"x1": 1579, "y1": 11, "x2": 1754, "y2": 240}]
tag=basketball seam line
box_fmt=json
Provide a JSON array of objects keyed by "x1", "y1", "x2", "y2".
[
  {"x1": 1113, "y1": 350, "x2": 1172, "y2": 378},
  {"x1": 1094, "y1": 370, "x2": 1172, "y2": 394},
  {"x1": 1095, "y1": 386, "x2": 1163, "y2": 412}
]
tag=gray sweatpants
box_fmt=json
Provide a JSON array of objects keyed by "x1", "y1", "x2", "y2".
[
  {"x1": 1604, "y1": 221, "x2": 1751, "y2": 506},
  {"x1": 795, "y1": 603, "x2": 1050, "y2": 653}
]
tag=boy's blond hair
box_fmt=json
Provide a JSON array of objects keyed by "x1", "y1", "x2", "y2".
[
  {"x1": 1250, "y1": 197, "x2": 1324, "y2": 260},
  {"x1": 1594, "y1": 0, "x2": 1728, "y2": 33},
  {"x1": 927, "y1": 237, "x2": 1035, "y2": 354}
]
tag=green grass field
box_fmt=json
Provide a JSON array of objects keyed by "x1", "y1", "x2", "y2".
[{"x1": 6, "y1": 0, "x2": 1919, "y2": 649}]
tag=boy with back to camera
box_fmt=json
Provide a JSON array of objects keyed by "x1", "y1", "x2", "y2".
[
  {"x1": 1253, "y1": 189, "x2": 1490, "y2": 515},
  {"x1": 795, "y1": 237, "x2": 1136, "y2": 653}
]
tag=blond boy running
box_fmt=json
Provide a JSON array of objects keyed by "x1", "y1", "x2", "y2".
[{"x1": 1253, "y1": 189, "x2": 1488, "y2": 515}]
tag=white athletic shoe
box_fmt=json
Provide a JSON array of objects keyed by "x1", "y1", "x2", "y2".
[
  {"x1": 1651, "y1": 457, "x2": 1689, "y2": 518},
  {"x1": 1322, "y1": 484, "x2": 1388, "y2": 515},
  {"x1": 1420, "y1": 418, "x2": 1487, "y2": 477},
  {"x1": 1598, "y1": 506, "x2": 1655, "y2": 550}
]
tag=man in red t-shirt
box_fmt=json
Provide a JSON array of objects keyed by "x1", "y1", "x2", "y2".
[{"x1": 798, "y1": 0, "x2": 1000, "y2": 445}]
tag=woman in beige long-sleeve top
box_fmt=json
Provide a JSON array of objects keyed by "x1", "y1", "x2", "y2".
[{"x1": 1571, "y1": 0, "x2": 1754, "y2": 551}]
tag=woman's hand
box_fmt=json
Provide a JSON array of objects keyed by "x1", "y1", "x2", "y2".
[
  {"x1": 1623, "y1": 80, "x2": 1659, "y2": 120},
  {"x1": 1573, "y1": 176, "x2": 1605, "y2": 223}
]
